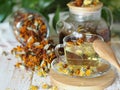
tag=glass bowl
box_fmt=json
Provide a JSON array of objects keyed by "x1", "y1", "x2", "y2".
[
  {"x1": 51, "y1": 55, "x2": 111, "y2": 78},
  {"x1": 10, "y1": 8, "x2": 49, "y2": 45}
]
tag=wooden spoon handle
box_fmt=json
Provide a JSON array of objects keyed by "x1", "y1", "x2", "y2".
[{"x1": 93, "y1": 39, "x2": 120, "y2": 72}]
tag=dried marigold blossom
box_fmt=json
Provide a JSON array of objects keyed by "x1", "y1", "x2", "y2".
[
  {"x1": 42, "y1": 83, "x2": 50, "y2": 89},
  {"x1": 75, "y1": 0, "x2": 84, "y2": 6},
  {"x1": 29, "y1": 85, "x2": 38, "y2": 90},
  {"x1": 11, "y1": 10, "x2": 56, "y2": 73}
]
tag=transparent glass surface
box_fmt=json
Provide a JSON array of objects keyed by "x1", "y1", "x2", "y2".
[
  {"x1": 51, "y1": 55, "x2": 111, "y2": 78},
  {"x1": 56, "y1": 2, "x2": 113, "y2": 44},
  {"x1": 9, "y1": 8, "x2": 49, "y2": 45}
]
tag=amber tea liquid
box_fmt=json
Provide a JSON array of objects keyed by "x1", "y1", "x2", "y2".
[
  {"x1": 64, "y1": 42, "x2": 99, "y2": 66},
  {"x1": 59, "y1": 31, "x2": 71, "y2": 44}
]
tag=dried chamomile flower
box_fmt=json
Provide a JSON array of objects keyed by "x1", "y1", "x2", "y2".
[
  {"x1": 42, "y1": 83, "x2": 51, "y2": 89},
  {"x1": 49, "y1": 86, "x2": 58, "y2": 90},
  {"x1": 29, "y1": 85, "x2": 39, "y2": 90},
  {"x1": 36, "y1": 68, "x2": 48, "y2": 77},
  {"x1": 2, "y1": 51, "x2": 8, "y2": 56},
  {"x1": 83, "y1": 0, "x2": 93, "y2": 6}
]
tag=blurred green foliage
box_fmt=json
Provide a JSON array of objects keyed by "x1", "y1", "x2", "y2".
[
  {"x1": 0, "y1": 0, "x2": 120, "y2": 27},
  {"x1": 101, "y1": 0, "x2": 120, "y2": 22},
  {"x1": 0, "y1": 0, "x2": 14, "y2": 22}
]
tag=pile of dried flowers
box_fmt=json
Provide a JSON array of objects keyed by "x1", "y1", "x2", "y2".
[
  {"x1": 11, "y1": 39, "x2": 56, "y2": 71},
  {"x1": 11, "y1": 10, "x2": 56, "y2": 76}
]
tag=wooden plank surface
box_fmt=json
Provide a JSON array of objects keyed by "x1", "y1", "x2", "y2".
[
  {"x1": 0, "y1": 55, "x2": 16, "y2": 90},
  {"x1": 0, "y1": 54, "x2": 33, "y2": 90},
  {"x1": 7, "y1": 68, "x2": 33, "y2": 90}
]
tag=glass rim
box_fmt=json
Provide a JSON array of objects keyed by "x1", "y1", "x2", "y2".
[{"x1": 63, "y1": 32, "x2": 104, "y2": 43}]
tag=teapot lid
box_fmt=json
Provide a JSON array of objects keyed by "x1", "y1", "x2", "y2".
[{"x1": 67, "y1": 1, "x2": 103, "y2": 14}]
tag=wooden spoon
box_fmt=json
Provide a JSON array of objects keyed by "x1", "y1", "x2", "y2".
[{"x1": 93, "y1": 39, "x2": 120, "y2": 72}]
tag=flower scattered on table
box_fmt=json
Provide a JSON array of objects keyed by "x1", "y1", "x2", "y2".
[
  {"x1": 29, "y1": 85, "x2": 39, "y2": 90},
  {"x1": 29, "y1": 84, "x2": 58, "y2": 90}
]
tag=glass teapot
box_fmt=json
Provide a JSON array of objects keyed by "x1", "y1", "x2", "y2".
[{"x1": 56, "y1": 1, "x2": 113, "y2": 44}]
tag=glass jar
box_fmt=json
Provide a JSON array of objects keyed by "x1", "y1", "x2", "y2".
[
  {"x1": 10, "y1": 8, "x2": 49, "y2": 45},
  {"x1": 56, "y1": 1, "x2": 113, "y2": 44}
]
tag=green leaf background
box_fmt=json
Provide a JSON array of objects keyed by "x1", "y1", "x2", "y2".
[{"x1": 0, "y1": 0, "x2": 120, "y2": 27}]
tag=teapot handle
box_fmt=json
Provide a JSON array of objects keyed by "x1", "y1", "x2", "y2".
[
  {"x1": 56, "y1": 20, "x2": 65, "y2": 33},
  {"x1": 102, "y1": 7, "x2": 113, "y2": 30}
]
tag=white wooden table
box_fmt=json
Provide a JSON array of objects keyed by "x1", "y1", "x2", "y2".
[{"x1": 0, "y1": 22, "x2": 120, "y2": 90}]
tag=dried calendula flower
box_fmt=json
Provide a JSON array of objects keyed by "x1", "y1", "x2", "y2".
[
  {"x1": 76, "y1": 38, "x2": 84, "y2": 45},
  {"x1": 83, "y1": 0, "x2": 93, "y2": 6},
  {"x1": 41, "y1": 83, "x2": 58, "y2": 90},
  {"x1": 49, "y1": 86, "x2": 58, "y2": 90},
  {"x1": 42, "y1": 83, "x2": 51, "y2": 89},
  {"x1": 75, "y1": 0, "x2": 84, "y2": 6},
  {"x1": 15, "y1": 62, "x2": 22, "y2": 68},
  {"x1": 86, "y1": 69, "x2": 91, "y2": 76},
  {"x1": 75, "y1": 69, "x2": 80, "y2": 75},
  {"x1": 29, "y1": 85, "x2": 39, "y2": 90},
  {"x1": 37, "y1": 68, "x2": 48, "y2": 77},
  {"x1": 66, "y1": 41, "x2": 75, "y2": 46},
  {"x1": 93, "y1": 0, "x2": 100, "y2": 5}
]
